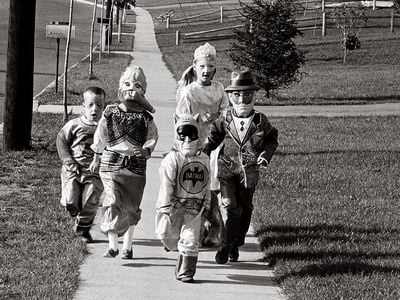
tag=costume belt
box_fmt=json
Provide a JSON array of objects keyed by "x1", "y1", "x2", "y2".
[
  {"x1": 100, "y1": 149, "x2": 146, "y2": 175},
  {"x1": 171, "y1": 197, "x2": 204, "y2": 212}
]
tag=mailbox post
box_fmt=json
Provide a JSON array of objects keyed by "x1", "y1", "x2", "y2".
[{"x1": 45, "y1": 22, "x2": 75, "y2": 92}]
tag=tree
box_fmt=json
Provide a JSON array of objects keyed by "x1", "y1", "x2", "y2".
[
  {"x1": 89, "y1": 0, "x2": 98, "y2": 77},
  {"x1": 62, "y1": 0, "x2": 75, "y2": 123},
  {"x1": 331, "y1": 4, "x2": 368, "y2": 65},
  {"x1": 230, "y1": 0, "x2": 306, "y2": 98},
  {"x1": 3, "y1": 0, "x2": 37, "y2": 150}
]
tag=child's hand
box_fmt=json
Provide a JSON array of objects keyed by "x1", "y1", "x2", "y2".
[
  {"x1": 202, "y1": 202, "x2": 211, "y2": 217},
  {"x1": 89, "y1": 154, "x2": 101, "y2": 174},
  {"x1": 257, "y1": 156, "x2": 269, "y2": 169},
  {"x1": 65, "y1": 162, "x2": 80, "y2": 175},
  {"x1": 132, "y1": 147, "x2": 151, "y2": 158}
]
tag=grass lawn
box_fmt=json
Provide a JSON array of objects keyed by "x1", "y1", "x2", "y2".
[
  {"x1": 145, "y1": 2, "x2": 400, "y2": 105},
  {"x1": 252, "y1": 115, "x2": 400, "y2": 299},
  {"x1": 0, "y1": 113, "x2": 85, "y2": 299}
]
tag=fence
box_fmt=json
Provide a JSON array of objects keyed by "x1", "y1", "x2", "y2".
[{"x1": 168, "y1": 1, "x2": 398, "y2": 45}]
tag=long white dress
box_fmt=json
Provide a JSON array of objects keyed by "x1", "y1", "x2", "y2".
[{"x1": 176, "y1": 81, "x2": 229, "y2": 190}]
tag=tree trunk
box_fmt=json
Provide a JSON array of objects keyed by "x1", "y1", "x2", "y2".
[
  {"x1": 89, "y1": 0, "x2": 98, "y2": 76},
  {"x1": 105, "y1": 0, "x2": 113, "y2": 46},
  {"x1": 3, "y1": 0, "x2": 37, "y2": 151},
  {"x1": 63, "y1": 0, "x2": 74, "y2": 123}
]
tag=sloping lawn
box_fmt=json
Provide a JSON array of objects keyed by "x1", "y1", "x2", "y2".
[
  {"x1": 146, "y1": 2, "x2": 400, "y2": 105},
  {"x1": 0, "y1": 113, "x2": 85, "y2": 299},
  {"x1": 253, "y1": 115, "x2": 400, "y2": 299}
]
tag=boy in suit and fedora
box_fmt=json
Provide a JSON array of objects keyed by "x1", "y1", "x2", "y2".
[{"x1": 203, "y1": 69, "x2": 278, "y2": 264}]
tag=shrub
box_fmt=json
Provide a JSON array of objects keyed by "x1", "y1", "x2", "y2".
[{"x1": 229, "y1": 0, "x2": 306, "y2": 98}]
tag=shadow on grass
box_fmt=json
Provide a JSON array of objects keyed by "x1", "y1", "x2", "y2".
[
  {"x1": 278, "y1": 262, "x2": 400, "y2": 281},
  {"x1": 255, "y1": 224, "x2": 400, "y2": 273},
  {"x1": 275, "y1": 149, "x2": 400, "y2": 156}
]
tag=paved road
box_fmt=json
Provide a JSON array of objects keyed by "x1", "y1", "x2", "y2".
[{"x1": 0, "y1": 0, "x2": 100, "y2": 122}]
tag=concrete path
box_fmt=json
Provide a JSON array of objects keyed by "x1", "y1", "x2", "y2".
[{"x1": 73, "y1": 7, "x2": 285, "y2": 300}]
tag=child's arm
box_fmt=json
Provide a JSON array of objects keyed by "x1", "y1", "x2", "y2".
[
  {"x1": 157, "y1": 153, "x2": 177, "y2": 214},
  {"x1": 175, "y1": 87, "x2": 192, "y2": 116},
  {"x1": 89, "y1": 116, "x2": 108, "y2": 173},
  {"x1": 202, "y1": 119, "x2": 225, "y2": 156},
  {"x1": 202, "y1": 158, "x2": 212, "y2": 212},
  {"x1": 141, "y1": 119, "x2": 158, "y2": 158},
  {"x1": 257, "y1": 118, "x2": 279, "y2": 168},
  {"x1": 56, "y1": 121, "x2": 80, "y2": 174}
]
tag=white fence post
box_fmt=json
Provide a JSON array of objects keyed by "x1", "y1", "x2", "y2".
[
  {"x1": 321, "y1": 0, "x2": 326, "y2": 36},
  {"x1": 220, "y1": 6, "x2": 223, "y2": 23},
  {"x1": 167, "y1": 15, "x2": 170, "y2": 29},
  {"x1": 373, "y1": 0, "x2": 376, "y2": 10},
  {"x1": 176, "y1": 30, "x2": 180, "y2": 45},
  {"x1": 391, "y1": 10, "x2": 394, "y2": 32}
]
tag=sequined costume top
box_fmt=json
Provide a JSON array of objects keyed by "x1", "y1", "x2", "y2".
[{"x1": 91, "y1": 104, "x2": 158, "y2": 157}]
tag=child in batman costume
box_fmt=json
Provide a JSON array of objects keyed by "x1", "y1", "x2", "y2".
[{"x1": 156, "y1": 114, "x2": 211, "y2": 283}]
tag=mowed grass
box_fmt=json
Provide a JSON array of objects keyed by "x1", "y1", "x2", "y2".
[
  {"x1": 146, "y1": 2, "x2": 400, "y2": 105},
  {"x1": 252, "y1": 115, "x2": 400, "y2": 299},
  {"x1": 0, "y1": 113, "x2": 85, "y2": 299},
  {"x1": 37, "y1": 20, "x2": 136, "y2": 106}
]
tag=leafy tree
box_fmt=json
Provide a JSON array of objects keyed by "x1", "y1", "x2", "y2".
[
  {"x1": 331, "y1": 4, "x2": 368, "y2": 64},
  {"x1": 230, "y1": 0, "x2": 306, "y2": 98}
]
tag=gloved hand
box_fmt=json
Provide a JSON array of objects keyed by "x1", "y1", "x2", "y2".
[{"x1": 257, "y1": 156, "x2": 269, "y2": 169}]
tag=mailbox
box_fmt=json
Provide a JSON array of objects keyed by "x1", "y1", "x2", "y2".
[{"x1": 46, "y1": 22, "x2": 75, "y2": 39}]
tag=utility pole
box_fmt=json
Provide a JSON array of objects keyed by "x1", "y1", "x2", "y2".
[
  {"x1": 105, "y1": 0, "x2": 113, "y2": 46},
  {"x1": 3, "y1": 0, "x2": 37, "y2": 150}
]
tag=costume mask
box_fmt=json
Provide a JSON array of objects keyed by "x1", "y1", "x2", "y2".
[
  {"x1": 118, "y1": 65, "x2": 155, "y2": 113},
  {"x1": 175, "y1": 114, "x2": 200, "y2": 157},
  {"x1": 229, "y1": 91, "x2": 256, "y2": 117}
]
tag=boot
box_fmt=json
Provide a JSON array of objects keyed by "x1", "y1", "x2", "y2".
[{"x1": 176, "y1": 255, "x2": 198, "y2": 283}]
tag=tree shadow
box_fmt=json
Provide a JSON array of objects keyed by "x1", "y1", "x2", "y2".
[
  {"x1": 254, "y1": 223, "x2": 400, "y2": 276},
  {"x1": 278, "y1": 262, "x2": 400, "y2": 282}
]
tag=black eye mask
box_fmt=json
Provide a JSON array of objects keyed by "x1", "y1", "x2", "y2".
[{"x1": 176, "y1": 125, "x2": 199, "y2": 142}]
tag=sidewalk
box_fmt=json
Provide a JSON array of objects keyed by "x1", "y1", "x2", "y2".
[{"x1": 72, "y1": 7, "x2": 285, "y2": 300}]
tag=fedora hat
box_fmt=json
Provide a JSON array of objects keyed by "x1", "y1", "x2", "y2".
[{"x1": 225, "y1": 70, "x2": 260, "y2": 92}]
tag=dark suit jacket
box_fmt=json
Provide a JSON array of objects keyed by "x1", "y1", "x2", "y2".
[{"x1": 203, "y1": 109, "x2": 278, "y2": 188}]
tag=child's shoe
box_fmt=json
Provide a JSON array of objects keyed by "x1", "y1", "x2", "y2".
[
  {"x1": 180, "y1": 277, "x2": 194, "y2": 283},
  {"x1": 215, "y1": 245, "x2": 229, "y2": 264},
  {"x1": 103, "y1": 248, "x2": 119, "y2": 258},
  {"x1": 229, "y1": 246, "x2": 239, "y2": 262},
  {"x1": 121, "y1": 248, "x2": 134, "y2": 259},
  {"x1": 81, "y1": 232, "x2": 94, "y2": 244}
]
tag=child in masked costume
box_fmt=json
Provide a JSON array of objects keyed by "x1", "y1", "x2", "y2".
[
  {"x1": 156, "y1": 114, "x2": 211, "y2": 283},
  {"x1": 176, "y1": 42, "x2": 228, "y2": 247},
  {"x1": 203, "y1": 70, "x2": 278, "y2": 264},
  {"x1": 90, "y1": 64, "x2": 158, "y2": 258}
]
